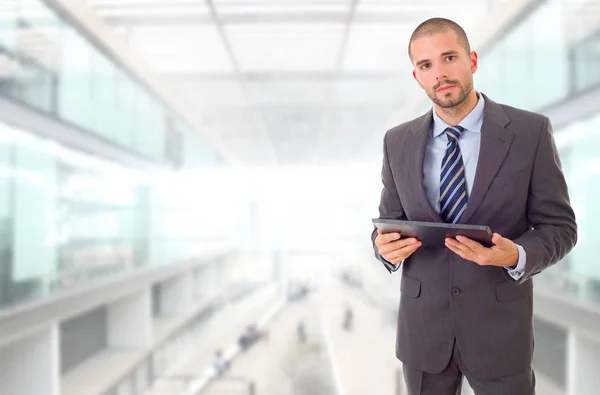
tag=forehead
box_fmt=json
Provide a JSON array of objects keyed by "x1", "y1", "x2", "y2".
[{"x1": 410, "y1": 30, "x2": 462, "y2": 58}]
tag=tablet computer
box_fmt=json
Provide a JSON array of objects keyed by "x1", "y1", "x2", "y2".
[{"x1": 372, "y1": 218, "x2": 493, "y2": 247}]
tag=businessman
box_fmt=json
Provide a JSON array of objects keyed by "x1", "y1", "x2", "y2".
[{"x1": 372, "y1": 18, "x2": 577, "y2": 395}]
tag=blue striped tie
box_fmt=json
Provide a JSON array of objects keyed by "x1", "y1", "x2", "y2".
[{"x1": 440, "y1": 126, "x2": 468, "y2": 224}]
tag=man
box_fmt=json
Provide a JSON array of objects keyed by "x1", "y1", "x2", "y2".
[{"x1": 372, "y1": 18, "x2": 577, "y2": 395}]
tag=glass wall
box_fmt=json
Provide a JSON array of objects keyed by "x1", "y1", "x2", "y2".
[
  {"x1": 475, "y1": 0, "x2": 600, "y2": 110},
  {"x1": 0, "y1": 0, "x2": 229, "y2": 311},
  {"x1": 0, "y1": 119, "x2": 146, "y2": 309},
  {"x1": 0, "y1": 0, "x2": 196, "y2": 167},
  {"x1": 545, "y1": 113, "x2": 600, "y2": 303},
  {"x1": 0, "y1": 119, "x2": 229, "y2": 311}
]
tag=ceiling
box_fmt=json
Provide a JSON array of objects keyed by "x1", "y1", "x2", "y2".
[{"x1": 84, "y1": 0, "x2": 496, "y2": 165}]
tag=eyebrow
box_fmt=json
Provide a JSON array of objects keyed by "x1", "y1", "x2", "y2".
[{"x1": 415, "y1": 50, "x2": 460, "y2": 67}]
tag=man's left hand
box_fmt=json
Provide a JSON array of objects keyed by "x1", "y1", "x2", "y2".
[{"x1": 445, "y1": 233, "x2": 519, "y2": 267}]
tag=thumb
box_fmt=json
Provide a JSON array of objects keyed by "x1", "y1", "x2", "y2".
[{"x1": 491, "y1": 233, "x2": 504, "y2": 246}]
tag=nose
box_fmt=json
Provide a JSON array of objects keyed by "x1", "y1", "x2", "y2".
[{"x1": 434, "y1": 63, "x2": 448, "y2": 81}]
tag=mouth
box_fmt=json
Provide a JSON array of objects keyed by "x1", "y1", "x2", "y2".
[{"x1": 437, "y1": 85, "x2": 456, "y2": 92}]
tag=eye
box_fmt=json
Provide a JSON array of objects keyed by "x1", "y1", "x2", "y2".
[
  {"x1": 420, "y1": 63, "x2": 430, "y2": 70},
  {"x1": 445, "y1": 55, "x2": 456, "y2": 62}
]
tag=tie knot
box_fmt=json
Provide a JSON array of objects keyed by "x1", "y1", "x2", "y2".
[{"x1": 444, "y1": 126, "x2": 464, "y2": 142}]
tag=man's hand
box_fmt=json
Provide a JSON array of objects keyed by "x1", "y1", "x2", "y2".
[
  {"x1": 444, "y1": 233, "x2": 519, "y2": 267},
  {"x1": 375, "y1": 230, "x2": 423, "y2": 265}
]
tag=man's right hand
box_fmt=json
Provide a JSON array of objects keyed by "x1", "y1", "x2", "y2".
[{"x1": 375, "y1": 230, "x2": 423, "y2": 265}]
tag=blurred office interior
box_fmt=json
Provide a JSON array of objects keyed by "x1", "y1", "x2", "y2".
[{"x1": 0, "y1": 0, "x2": 599, "y2": 394}]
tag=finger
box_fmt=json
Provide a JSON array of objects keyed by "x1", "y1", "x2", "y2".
[
  {"x1": 394, "y1": 237, "x2": 420, "y2": 249},
  {"x1": 491, "y1": 233, "x2": 504, "y2": 246},
  {"x1": 445, "y1": 238, "x2": 474, "y2": 258},
  {"x1": 379, "y1": 237, "x2": 419, "y2": 255},
  {"x1": 454, "y1": 235, "x2": 485, "y2": 253},
  {"x1": 445, "y1": 237, "x2": 468, "y2": 253},
  {"x1": 376, "y1": 232, "x2": 401, "y2": 245},
  {"x1": 386, "y1": 241, "x2": 422, "y2": 261},
  {"x1": 445, "y1": 241, "x2": 466, "y2": 259}
]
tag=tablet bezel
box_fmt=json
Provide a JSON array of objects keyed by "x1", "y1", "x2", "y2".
[{"x1": 372, "y1": 218, "x2": 493, "y2": 248}]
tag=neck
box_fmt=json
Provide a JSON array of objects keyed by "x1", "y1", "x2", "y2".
[{"x1": 434, "y1": 90, "x2": 478, "y2": 126}]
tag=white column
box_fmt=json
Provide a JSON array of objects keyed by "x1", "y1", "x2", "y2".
[
  {"x1": 108, "y1": 288, "x2": 153, "y2": 348},
  {"x1": 193, "y1": 261, "x2": 220, "y2": 298},
  {"x1": 567, "y1": 330, "x2": 600, "y2": 395},
  {"x1": 0, "y1": 324, "x2": 59, "y2": 395},
  {"x1": 160, "y1": 272, "x2": 193, "y2": 316},
  {"x1": 193, "y1": 265, "x2": 206, "y2": 297}
]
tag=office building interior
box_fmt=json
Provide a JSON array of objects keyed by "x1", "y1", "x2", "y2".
[{"x1": 0, "y1": 0, "x2": 599, "y2": 394}]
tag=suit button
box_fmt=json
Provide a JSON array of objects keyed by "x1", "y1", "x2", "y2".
[{"x1": 452, "y1": 287, "x2": 461, "y2": 296}]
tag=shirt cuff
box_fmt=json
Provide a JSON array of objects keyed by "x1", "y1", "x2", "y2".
[
  {"x1": 504, "y1": 244, "x2": 526, "y2": 280},
  {"x1": 382, "y1": 257, "x2": 402, "y2": 272}
]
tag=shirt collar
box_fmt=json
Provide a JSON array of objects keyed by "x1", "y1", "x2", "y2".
[{"x1": 432, "y1": 91, "x2": 485, "y2": 138}]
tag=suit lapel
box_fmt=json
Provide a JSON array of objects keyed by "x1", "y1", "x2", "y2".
[
  {"x1": 406, "y1": 110, "x2": 444, "y2": 223},
  {"x1": 462, "y1": 94, "x2": 513, "y2": 224}
]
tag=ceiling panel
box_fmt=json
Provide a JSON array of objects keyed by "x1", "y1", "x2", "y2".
[
  {"x1": 84, "y1": 0, "x2": 512, "y2": 165},
  {"x1": 244, "y1": 80, "x2": 335, "y2": 106},
  {"x1": 312, "y1": 106, "x2": 392, "y2": 163},
  {"x1": 215, "y1": 3, "x2": 350, "y2": 14},
  {"x1": 212, "y1": 0, "x2": 350, "y2": 4},
  {"x1": 333, "y1": 77, "x2": 409, "y2": 104},
  {"x1": 197, "y1": 107, "x2": 277, "y2": 163},
  {"x1": 199, "y1": 107, "x2": 266, "y2": 139},
  {"x1": 259, "y1": 107, "x2": 325, "y2": 163},
  {"x1": 226, "y1": 23, "x2": 345, "y2": 72},
  {"x1": 342, "y1": 24, "x2": 413, "y2": 71},
  {"x1": 88, "y1": 0, "x2": 209, "y2": 16},
  {"x1": 129, "y1": 25, "x2": 234, "y2": 73},
  {"x1": 164, "y1": 79, "x2": 248, "y2": 106}
]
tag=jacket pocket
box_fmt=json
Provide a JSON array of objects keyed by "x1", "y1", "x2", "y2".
[
  {"x1": 489, "y1": 170, "x2": 528, "y2": 190},
  {"x1": 400, "y1": 274, "x2": 421, "y2": 298},
  {"x1": 495, "y1": 280, "x2": 532, "y2": 302}
]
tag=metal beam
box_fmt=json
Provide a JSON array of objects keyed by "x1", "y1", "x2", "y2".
[
  {"x1": 103, "y1": 11, "x2": 422, "y2": 26},
  {"x1": 201, "y1": 0, "x2": 278, "y2": 163},
  {"x1": 335, "y1": 0, "x2": 359, "y2": 71},
  {"x1": 540, "y1": 84, "x2": 600, "y2": 130},
  {"x1": 314, "y1": 0, "x2": 360, "y2": 165},
  {"x1": 0, "y1": 96, "x2": 166, "y2": 173},
  {"x1": 205, "y1": 0, "x2": 240, "y2": 74},
  {"x1": 44, "y1": 0, "x2": 244, "y2": 165},
  {"x1": 0, "y1": 251, "x2": 226, "y2": 347},
  {"x1": 161, "y1": 70, "x2": 400, "y2": 82}
]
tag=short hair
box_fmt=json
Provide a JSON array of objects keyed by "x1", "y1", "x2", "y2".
[{"x1": 408, "y1": 18, "x2": 471, "y2": 61}]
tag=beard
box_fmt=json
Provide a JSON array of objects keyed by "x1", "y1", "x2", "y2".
[{"x1": 427, "y1": 78, "x2": 473, "y2": 109}]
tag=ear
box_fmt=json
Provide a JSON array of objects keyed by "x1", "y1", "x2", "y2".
[
  {"x1": 412, "y1": 70, "x2": 423, "y2": 89},
  {"x1": 470, "y1": 51, "x2": 478, "y2": 74}
]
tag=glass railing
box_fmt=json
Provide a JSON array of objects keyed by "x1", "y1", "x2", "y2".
[
  {"x1": 0, "y1": 119, "x2": 230, "y2": 312},
  {"x1": 0, "y1": 0, "x2": 194, "y2": 167},
  {"x1": 475, "y1": 0, "x2": 600, "y2": 111}
]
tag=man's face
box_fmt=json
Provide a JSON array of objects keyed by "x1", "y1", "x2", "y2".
[{"x1": 410, "y1": 30, "x2": 477, "y2": 109}]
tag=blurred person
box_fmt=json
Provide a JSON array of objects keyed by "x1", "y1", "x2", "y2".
[
  {"x1": 212, "y1": 349, "x2": 229, "y2": 376},
  {"x1": 372, "y1": 17, "x2": 577, "y2": 395},
  {"x1": 342, "y1": 304, "x2": 353, "y2": 332},
  {"x1": 296, "y1": 320, "x2": 306, "y2": 343},
  {"x1": 238, "y1": 324, "x2": 262, "y2": 350}
]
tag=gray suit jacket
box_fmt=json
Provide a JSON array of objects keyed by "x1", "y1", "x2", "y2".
[{"x1": 372, "y1": 93, "x2": 577, "y2": 379}]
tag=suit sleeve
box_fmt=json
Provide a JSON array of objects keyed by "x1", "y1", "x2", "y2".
[
  {"x1": 512, "y1": 116, "x2": 577, "y2": 284},
  {"x1": 372, "y1": 131, "x2": 408, "y2": 274}
]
